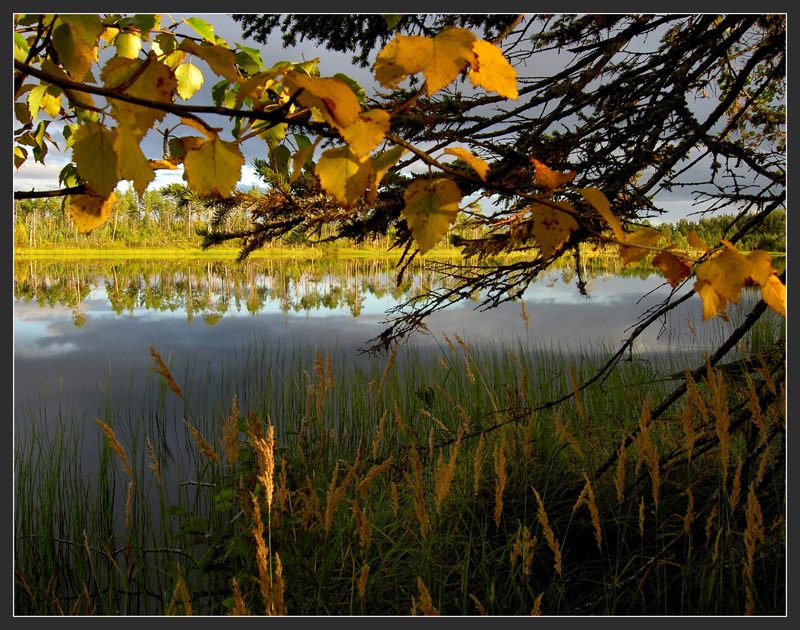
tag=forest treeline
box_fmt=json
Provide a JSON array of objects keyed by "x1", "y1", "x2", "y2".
[{"x1": 13, "y1": 185, "x2": 787, "y2": 255}]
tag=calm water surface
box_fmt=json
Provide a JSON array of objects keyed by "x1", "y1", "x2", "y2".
[{"x1": 13, "y1": 255, "x2": 759, "y2": 430}]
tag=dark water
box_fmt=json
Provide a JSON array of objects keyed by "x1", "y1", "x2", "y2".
[{"x1": 15, "y1": 254, "x2": 772, "y2": 431}]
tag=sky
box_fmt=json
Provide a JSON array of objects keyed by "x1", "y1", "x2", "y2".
[{"x1": 13, "y1": 13, "x2": 763, "y2": 224}]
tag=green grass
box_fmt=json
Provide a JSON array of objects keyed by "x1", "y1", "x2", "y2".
[{"x1": 14, "y1": 305, "x2": 785, "y2": 615}]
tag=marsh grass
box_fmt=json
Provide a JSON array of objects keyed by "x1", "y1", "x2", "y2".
[{"x1": 14, "y1": 303, "x2": 785, "y2": 615}]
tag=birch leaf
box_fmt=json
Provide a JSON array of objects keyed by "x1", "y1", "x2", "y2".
[
  {"x1": 71, "y1": 121, "x2": 119, "y2": 198},
  {"x1": 579, "y1": 187, "x2": 624, "y2": 241},
  {"x1": 175, "y1": 62, "x2": 204, "y2": 100},
  {"x1": 651, "y1": 251, "x2": 692, "y2": 288},
  {"x1": 444, "y1": 147, "x2": 489, "y2": 181},
  {"x1": 339, "y1": 110, "x2": 391, "y2": 157},
  {"x1": 530, "y1": 158, "x2": 576, "y2": 191},
  {"x1": 760, "y1": 273, "x2": 786, "y2": 316},
  {"x1": 695, "y1": 246, "x2": 752, "y2": 304},
  {"x1": 183, "y1": 135, "x2": 244, "y2": 197},
  {"x1": 620, "y1": 227, "x2": 662, "y2": 266},
  {"x1": 69, "y1": 191, "x2": 117, "y2": 233},
  {"x1": 316, "y1": 145, "x2": 372, "y2": 208},
  {"x1": 468, "y1": 39, "x2": 518, "y2": 99},
  {"x1": 402, "y1": 179, "x2": 462, "y2": 254},
  {"x1": 285, "y1": 72, "x2": 362, "y2": 130},
  {"x1": 529, "y1": 200, "x2": 579, "y2": 260},
  {"x1": 694, "y1": 279, "x2": 728, "y2": 321},
  {"x1": 114, "y1": 122, "x2": 154, "y2": 197},
  {"x1": 178, "y1": 39, "x2": 240, "y2": 83}
]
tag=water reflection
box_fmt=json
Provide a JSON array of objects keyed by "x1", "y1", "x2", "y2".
[{"x1": 14, "y1": 254, "x2": 779, "y2": 426}]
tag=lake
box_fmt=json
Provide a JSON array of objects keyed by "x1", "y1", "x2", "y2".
[{"x1": 14, "y1": 253, "x2": 776, "y2": 433}]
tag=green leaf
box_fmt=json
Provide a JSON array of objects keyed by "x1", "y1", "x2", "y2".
[
  {"x1": 402, "y1": 178, "x2": 462, "y2": 254},
  {"x1": 51, "y1": 15, "x2": 104, "y2": 81},
  {"x1": 184, "y1": 17, "x2": 215, "y2": 42},
  {"x1": 114, "y1": 31, "x2": 142, "y2": 59},
  {"x1": 381, "y1": 14, "x2": 404, "y2": 30}
]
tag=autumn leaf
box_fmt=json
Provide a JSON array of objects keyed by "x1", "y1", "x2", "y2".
[
  {"x1": 51, "y1": 14, "x2": 104, "y2": 81},
  {"x1": 530, "y1": 158, "x2": 576, "y2": 192},
  {"x1": 183, "y1": 135, "x2": 244, "y2": 197},
  {"x1": 620, "y1": 227, "x2": 662, "y2": 266},
  {"x1": 68, "y1": 191, "x2": 117, "y2": 233},
  {"x1": 579, "y1": 188, "x2": 624, "y2": 241},
  {"x1": 687, "y1": 229, "x2": 709, "y2": 252},
  {"x1": 403, "y1": 178, "x2": 462, "y2": 254},
  {"x1": 114, "y1": 31, "x2": 142, "y2": 59},
  {"x1": 178, "y1": 39, "x2": 240, "y2": 83},
  {"x1": 235, "y1": 71, "x2": 279, "y2": 108},
  {"x1": 290, "y1": 135, "x2": 321, "y2": 184},
  {"x1": 175, "y1": 62, "x2": 204, "y2": 100},
  {"x1": 71, "y1": 121, "x2": 119, "y2": 198},
  {"x1": 652, "y1": 251, "x2": 692, "y2": 288},
  {"x1": 375, "y1": 28, "x2": 476, "y2": 96},
  {"x1": 316, "y1": 145, "x2": 372, "y2": 208},
  {"x1": 285, "y1": 71, "x2": 362, "y2": 130},
  {"x1": 114, "y1": 122, "x2": 155, "y2": 197},
  {"x1": 468, "y1": 39, "x2": 518, "y2": 100},
  {"x1": 101, "y1": 56, "x2": 177, "y2": 139},
  {"x1": 367, "y1": 145, "x2": 406, "y2": 204},
  {"x1": 695, "y1": 246, "x2": 752, "y2": 304},
  {"x1": 694, "y1": 279, "x2": 729, "y2": 321},
  {"x1": 745, "y1": 249, "x2": 774, "y2": 286},
  {"x1": 27, "y1": 84, "x2": 62, "y2": 123},
  {"x1": 444, "y1": 147, "x2": 489, "y2": 181},
  {"x1": 339, "y1": 110, "x2": 391, "y2": 158},
  {"x1": 529, "y1": 200, "x2": 579, "y2": 260},
  {"x1": 760, "y1": 273, "x2": 786, "y2": 316}
]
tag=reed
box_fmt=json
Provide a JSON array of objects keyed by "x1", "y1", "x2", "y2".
[{"x1": 14, "y1": 307, "x2": 785, "y2": 615}]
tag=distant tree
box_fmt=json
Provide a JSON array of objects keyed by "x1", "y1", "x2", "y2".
[{"x1": 13, "y1": 13, "x2": 785, "y2": 355}]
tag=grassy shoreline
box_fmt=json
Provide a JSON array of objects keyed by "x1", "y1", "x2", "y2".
[{"x1": 14, "y1": 314, "x2": 786, "y2": 615}]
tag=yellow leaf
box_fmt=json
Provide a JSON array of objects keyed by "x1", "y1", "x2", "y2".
[
  {"x1": 316, "y1": 146, "x2": 372, "y2": 208},
  {"x1": 178, "y1": 39, "x2": 241, "y2": 83},
  {"x1": 695, "y1": 247, "x2": 752, "y2": 304},
  {"x1": 745, "y1": 249, "x2": 774, "y2": 286},
  {"x1": 51, "y1": 15, "x2": 103, "y2": 81},
  {"x1": 468, "y1": 39, "x2": 518, "y2": 100},
  {"x1": 114, "y1": 122, "x2": 154, "y2": 197},
  {"x1": 367, "y1": 145, "x2": 406, "y2": 204},
  {"x1": 174, "y1": 62, "x2": 204, "y2": 100},
  {"x1": 71, "y1": 121, "x2": 119, "y2": 198},
  {"x1": 760, "y1": 273, "x2": 786, "y2": 317},
  {"x1": 620, "y1": 227, "x2": 662, "y2": 266},
  {"x1": 529, "y1": 200, "x2": 579, "y2": 260},
  {"x1": 289, "y1": 136, "x2": 321, "y2": 185},
  {"x1": 652, "y1": 251, "x2": 692, "y2": 288},
  {"x1": 687, "y1": 229, "x2": 709, "y2": 252},
  {"x1": 148, "y1": 159, "x2": 179, "y2": 170},
  {"x1": 68, "y1": 191, "x2": 116, "y2": 233},
  {"x1": 114, "y1": 32, "x2": 142, "y2": 59},
  {"x1": 530, "y1": 158, "x2": 576, "y2": 191},
  {"x1": 373, "y1": 38, "x2": 406, "y2": 89},
  {"x1": 375, "y1": 28, "x2": 476, "y2": 96},
  {"x1": 444, "y1": 148, "x2": 489, "y2": 181},
  {"x1": 694, "y1": 278, "x2": 728, "y2": 321},
  {"x1": 41, "y1": 59, "x2": 94, "y2": 109},
  {"x1": 285, "y1": 72, "x2": 362, "y2": 130},
  {"x1": 403, "y1": 178, "x2": 462, "y2": 254},
  {"x1": 579, "y1": 188, "x2": 624, "y2": 241},
  {"x1": 183, "y1": 135, "x2": 244, "y2": 197},
  {"x1": 102, "y1": 56, "x2": 177, "y2": 139},
  {"x1": 339, "y1": 110, "x2": 391, "y2": 158},
  {"x1": 235, "y1": 71, "x2": 278, "y2": 109}
]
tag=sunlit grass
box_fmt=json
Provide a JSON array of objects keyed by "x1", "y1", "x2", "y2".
[{"x1": 14, "y1": 307, "x2": 785, "y2": 615}]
